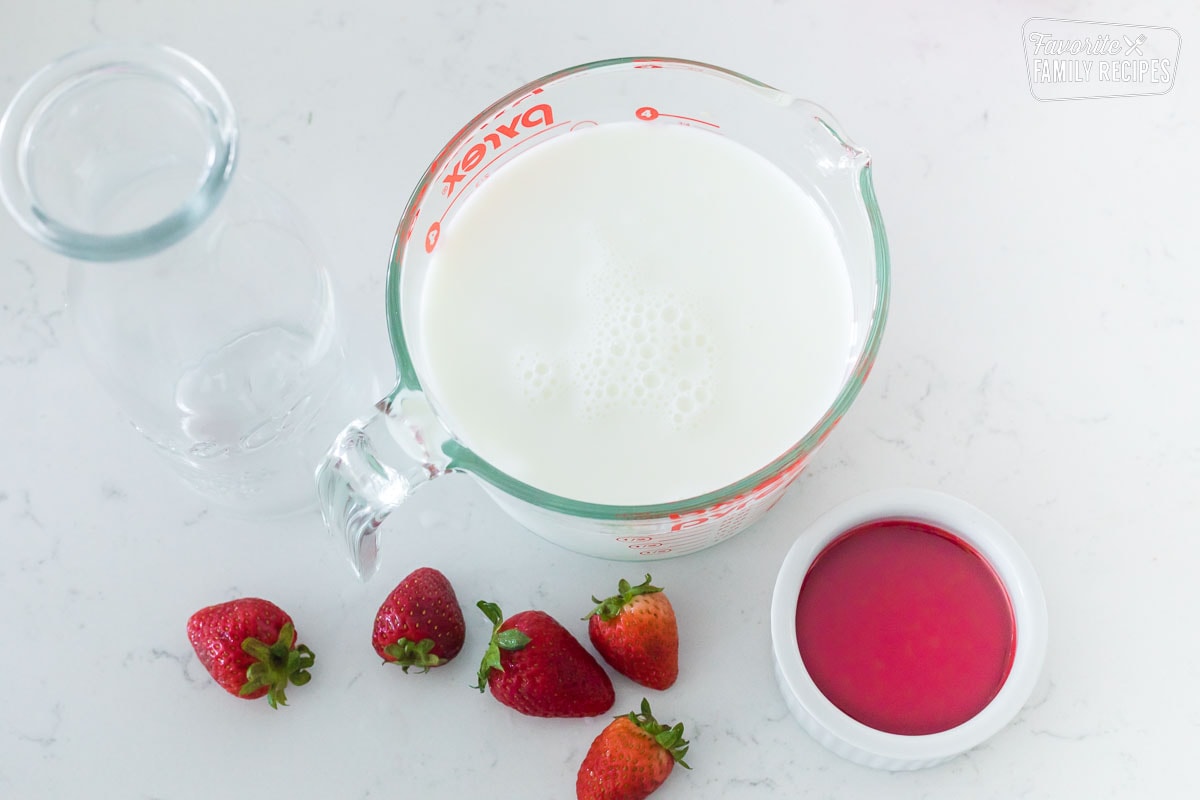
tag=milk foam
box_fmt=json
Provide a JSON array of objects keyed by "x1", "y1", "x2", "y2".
[
  {"x1": 512, "y1": 270, "x2": 714, "y2": 429},
  {"x1": 567, "y1": 259, "x2": 715, "y2": 428}
]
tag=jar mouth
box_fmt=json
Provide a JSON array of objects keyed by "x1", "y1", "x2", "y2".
[{"x1": 0, "y1": 42, "x2": 237, "y2": 261}]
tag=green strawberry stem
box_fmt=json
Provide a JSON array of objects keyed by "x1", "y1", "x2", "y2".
[
  {"x1": 627, "y1": 697, "x2": 691, "y2": 769},
  {"x1": 473, "y1": 600, "x2": 531, "y2": 691},
  {"x1": 382, "y1": 637, "x2": 441, "y2": 673},
  {"x1": 585, "y1": 574, "x2": 663, "y2": 621},
  {"x1": 239, "y1": 622, "x2": 315, "y2": 710}
]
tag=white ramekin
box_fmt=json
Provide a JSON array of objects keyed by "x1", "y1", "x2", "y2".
[{"x1": 770, "y1": 488, "x2": 1048, "y2": 770}]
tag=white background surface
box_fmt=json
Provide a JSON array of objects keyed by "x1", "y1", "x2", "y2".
[{"x1": 2, "y1": 2, "x2": 1197, "y2": 798}]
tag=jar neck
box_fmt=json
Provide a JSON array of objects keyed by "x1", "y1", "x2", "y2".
[{"x1": 0, "y1": 42, "x2": 237, "y2": 262}]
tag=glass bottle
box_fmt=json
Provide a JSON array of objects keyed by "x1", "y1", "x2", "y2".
[{"x1": 0, "y1": 42, "x2": 349, "y2": 517}]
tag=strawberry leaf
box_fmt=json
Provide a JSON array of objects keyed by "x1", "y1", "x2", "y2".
[
  {"x1": 473, "y1": 600, "x2": 529, "y2": 691},
  {"x1": 496, "y1": 629, "x2": 532, "y2": 650},
  {"x1": 623, "y1": 697, "x2": 691, "y2": 769},
  {"x1": 237, "y1": 623, "x2": 315, "y2": 710},
  {"x1": 584, "y1": 574, "x2": 663, "y2": 621},
  {"x1": 382, "y1": 637, "x2": 441, "y2": 673},
  {"x1": 477, "y1": 600, "x2": 504, "y2": 627}
]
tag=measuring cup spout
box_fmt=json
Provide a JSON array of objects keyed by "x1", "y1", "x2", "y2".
[{"x1": 315, "y1": 388, "x2": 451, "y2": 579}]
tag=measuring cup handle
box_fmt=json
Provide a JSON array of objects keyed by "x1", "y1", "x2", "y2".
[{"x1": 316, "y1": 395, "x2": 444, "y2": 580}]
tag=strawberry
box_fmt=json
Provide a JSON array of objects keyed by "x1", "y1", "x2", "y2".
[
  {"x1": 585, "y1": 575, "x2": 679, "y2": 690},
  {"x1": 576, "y1": 698, "x2": 691, "y2": 800},
  {"x1": 372, "y1": 567, "x2": 466, "y2": 672},
  {"x1": 473, "y1": 600, "x2": 614, "y2": 717},
  {"x1": 186, "y1": 598, "x2": 314, "y2": 709}
]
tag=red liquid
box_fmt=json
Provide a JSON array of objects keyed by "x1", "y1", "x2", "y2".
[{"x1": 794, "y1": 519, "x2": 1015, "y2": 736}]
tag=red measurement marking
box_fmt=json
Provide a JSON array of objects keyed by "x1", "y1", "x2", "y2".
[
  {"x1": 509, "y1": 86, "x2": 545, "y2": 109},
  {"x1": 427, "y1": 120, "x2": 571, "y2": 247},
  {"x1": 668, "y1": 457, "x2": 806, "y2": 532},
  {"x1": 441, "y1": 103, "x2": 556, "y2": 196},
  {"x1": 635, "y1": 105, "x2": 719, "y2": 128},
  {"x1": 440, "y1": 120, "x2": 569, "y2": 219},
  {"x1": 424, "y1": 221, "x2": 441, "y2": 254}
]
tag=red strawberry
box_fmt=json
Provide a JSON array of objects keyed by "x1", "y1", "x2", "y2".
[
  {"x1": 576, "y1": 698, "x2": 691, "y2": 800},
  {"x1": 586, "y1": 575, "x2": 679, "y2": 690},
  {"x1": 473, "y1": 600, "x2": 614, "y2": 718},
  {"x1": 372, "y1": 566, "x2": 466, "y2": 672},
  {"x1": 186, "y1": 598, "x2": 314, "y2": 709}
]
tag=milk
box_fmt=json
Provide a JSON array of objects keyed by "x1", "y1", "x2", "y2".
[{"x1": 418, "y1": 122, "x2": 854, "y2": 506}]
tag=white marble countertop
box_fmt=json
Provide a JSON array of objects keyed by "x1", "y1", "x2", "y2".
[{"x1": 2, "y1": 1, "x2": 1197, "y2": 797}]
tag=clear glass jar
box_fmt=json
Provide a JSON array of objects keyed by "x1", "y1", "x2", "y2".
[{"x1": 0, "y1": 42, "x2": 349, "y2": 517}]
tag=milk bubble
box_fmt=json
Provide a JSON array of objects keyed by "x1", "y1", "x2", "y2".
[
  {"x1": 565, "y1": 261, "x2": 715, "y2": 429},
  {"x1": 514, "y1": 351, "x2": 559, "y2": 402}
]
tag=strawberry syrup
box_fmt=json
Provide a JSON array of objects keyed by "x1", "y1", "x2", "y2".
[{"x1": 794, "y1": 519, "x2": 1016, "y2": 736}]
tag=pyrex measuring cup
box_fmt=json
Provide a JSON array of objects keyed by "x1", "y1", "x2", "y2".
[{"x1": 318, "y1": 57, "x2": 890, "y2": 579}]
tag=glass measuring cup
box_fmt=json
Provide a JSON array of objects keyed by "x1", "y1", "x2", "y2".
[{"x1": 318, "y1": 57, "x2": 890, "y2": 579}]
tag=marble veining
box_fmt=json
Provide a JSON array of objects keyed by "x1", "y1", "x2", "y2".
[
  {"x1": 0, "y1": 259, "x2": 64, "y2": 367},
  {"x1": 1, "y1": 1, "x2": 1198, "y2": 798}
]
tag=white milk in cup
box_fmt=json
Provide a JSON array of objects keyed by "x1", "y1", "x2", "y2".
[
  {"x1": 421, "y1": 123, "x2": 853, "y2": 505},
  {"x1": 318, "y1": 58, "x2": 890, "y2": 579}
]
